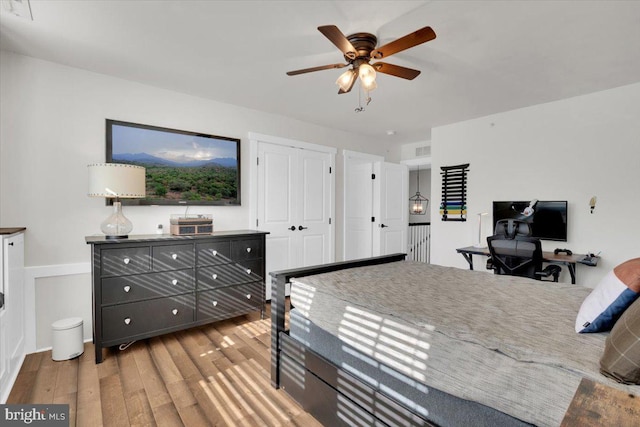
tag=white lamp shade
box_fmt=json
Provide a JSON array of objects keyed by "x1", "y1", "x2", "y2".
[{"x1": 88, "y1": 163, "x2": 146, "y2": 198}]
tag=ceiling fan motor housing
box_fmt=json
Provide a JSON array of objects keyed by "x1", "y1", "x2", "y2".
[{"x1": 344, "y1": 32, "x2": 378, "y2": 61}]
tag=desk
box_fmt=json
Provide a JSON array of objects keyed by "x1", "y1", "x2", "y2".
[{"x1": 456, "y1": 246, "x2": 598, "y2": 284}]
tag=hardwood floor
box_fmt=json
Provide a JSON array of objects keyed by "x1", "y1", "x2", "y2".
[{"x1": 7, "y1": 306, "x2": 322, "y2": 427}]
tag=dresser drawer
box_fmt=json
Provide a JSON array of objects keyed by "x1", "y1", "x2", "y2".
[
  {"x1": 101, "y1": 270, "x2": 195, "y2": 305},
  {"x1": 196, "y1": 241, "x2": 231, "y2": 266},
  {"x1": 101, "y1": 247, "x2": 151, "y2": 276},
  {"x1": 197, "y1": 263, "x2": 254, "y2": 290},
  {"x1": 152, "y1": 244, "x2": 195, "y2": 271},
  {"x1": 102, "y1": 294, "x2": 195, "y2": 342},
  {"x1": 230, "y1": 238, "x2": 263, "y2": 261},
  {"x1": 240, "y1": 259, "x2": 264, "y2": 281},
  {"x1": 196, "y1": 282, "x2": 262, "y2": 321}
]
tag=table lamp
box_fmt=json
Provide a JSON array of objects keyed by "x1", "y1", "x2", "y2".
[
  {"x1": 88, "y1": 163, "x2": 146, "y2": 239},
  {"x1": 474, "y1": 212, "x2": 489, "y2": 248}
]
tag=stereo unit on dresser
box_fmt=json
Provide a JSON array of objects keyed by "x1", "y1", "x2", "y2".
[{"x1": 86, "y1": 230, "x2": 268, "y2": 363}]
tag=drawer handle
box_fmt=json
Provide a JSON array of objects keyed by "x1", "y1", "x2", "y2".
[
  {"x1": 212, "y1": 301, "x2": 218, "y2": 307},
  {"x1": 246, "y1": 247, "x2": 252, "y2": 253},
  {"x1": 212, "y1": 250, "x2": 218, "y2": 256},
  {"x1": 246, "y1": 294, "x2": 251, "y2": 299},
  {"x1": 212, "y1": 273, "x2": 218, "y2": 280},
  {"x1": 123, "y1": 285, "x2": 131, "y2": 293},
  {"x1": 124, "y1": 318, "x2": 131, "y2": 325},
  {"x1": 172, "y1": 308, "x2": 178, "y2": 315},
  {"x1": 171, "y1": 253, "x2": 178, "y2": 260},
  {"x1": 246, "y1": 269, "x2": 252, "y2": 275},
  {"x1": 172, "y1": 279, "x2": 178, "y2": 285},
  {"x1": 123, "y1": 258, "x2": 130, "y2": 265}
]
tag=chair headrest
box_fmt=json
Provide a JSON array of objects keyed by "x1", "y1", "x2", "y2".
[{"x1": 494, "y1": 219, "x2": 532, "y2": 239}]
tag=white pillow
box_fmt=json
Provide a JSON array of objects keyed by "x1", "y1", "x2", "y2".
[{"x1": 575, "y1": 270, "x2": 639, "y2": 333}]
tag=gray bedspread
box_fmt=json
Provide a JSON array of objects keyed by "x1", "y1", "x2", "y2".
[{"x1": 289, "y1": 261, "x2": 637, "y2": 427}]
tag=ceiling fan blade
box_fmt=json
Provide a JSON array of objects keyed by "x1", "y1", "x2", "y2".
[
  {"x1": 318, "y1": 25, "x2": 357, "y2": 59},
  {"x1": 286, "y1": 63, "x2": 348, "y2": 76},
  {"x1": 373, "y1": 62, "x2": 421, "y2": 80},
  {"x1": 371, "y1": 26, "x2": 436, "y2": 60}
]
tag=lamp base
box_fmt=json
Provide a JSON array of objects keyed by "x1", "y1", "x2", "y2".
[{"x1": 101, "y1": 201, "x2": 133, "y2": 239}]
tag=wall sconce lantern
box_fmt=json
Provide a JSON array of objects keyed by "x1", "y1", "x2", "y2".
[{"x1": 409, "y1": 166, "x2": 429, "y2": 215}]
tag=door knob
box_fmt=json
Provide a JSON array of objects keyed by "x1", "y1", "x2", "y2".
[
  {"x1": 298, "y1": 225, "x2": 308, "y2": 230},
  {"x1": 380, "y1": 224, "x2": 389, "y2": 228},
  {"x1": 288, "y1": 226, "x2": 296, "y2": 231}
]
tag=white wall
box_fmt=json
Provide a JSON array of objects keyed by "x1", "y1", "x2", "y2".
[
  {"x1": 0, "y1": 51, "x2": 391, "y2": 349},
  {"x1": 430, "y1": 83, "x2": 640, "y2": 288}
]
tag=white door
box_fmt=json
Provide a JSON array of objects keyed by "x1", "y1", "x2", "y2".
[
  {"x1": 257, "y1": 143, "x2": 297, "y2": 295},
  {"x1": 374, "y1": 162, "x2": 408, "y2": 256},
  {"x1": 298, "y1": 149, "x2": 332, "y2": 267},
  {"x1": 344, "y1": 157, "x2": 375, "y2": 261},
  {"x1": 257, "y1": 141, "x2": 333, "y2": 299}
]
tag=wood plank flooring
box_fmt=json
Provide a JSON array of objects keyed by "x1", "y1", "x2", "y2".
[{"x1": 7, "y1": 305, "x2": 322, "y2": 427}]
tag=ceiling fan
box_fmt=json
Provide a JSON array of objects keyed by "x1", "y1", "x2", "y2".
[{"x1": 286, "y1": 25, "x2": 436, "y2": 95}]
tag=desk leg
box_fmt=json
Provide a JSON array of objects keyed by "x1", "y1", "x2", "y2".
[
  {"x1": 461, "y1": 253, "x2": 474, "y2": 270},
  {"x1": 568, "y1": 263, "x2": 576, "y2": 284}
]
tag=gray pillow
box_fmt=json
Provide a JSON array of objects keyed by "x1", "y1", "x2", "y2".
[{"x1": 600, "y1": 296, "x2": 640, "y2": 384}]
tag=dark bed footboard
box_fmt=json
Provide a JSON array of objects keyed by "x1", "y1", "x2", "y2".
[{"x1": 269, "y1": 253, "x2": 406, "y2": 388}]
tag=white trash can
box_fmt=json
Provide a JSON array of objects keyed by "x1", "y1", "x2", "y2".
[{"x1": 51, "y1": 317, "x2": 84, "y2": 361}]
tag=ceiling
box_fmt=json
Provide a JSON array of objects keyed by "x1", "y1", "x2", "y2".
[{"x1": 1, "y1": 1, "x2": 639, "y2": 145}]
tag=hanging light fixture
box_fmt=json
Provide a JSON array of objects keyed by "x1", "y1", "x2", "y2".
[{"x1": 409, "y1": 166, "x2": 429, "y2": 215}]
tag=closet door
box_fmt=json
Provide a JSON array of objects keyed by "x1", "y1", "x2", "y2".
[
  {"x1": 298, "y1": 149, "x2": 332, "y2": 267},
  {"x1": 257, "y1": 143, "x2": 297, "y2": 297},
  {"x1": 257, "y1": 141, "x2": 333, "y2": 299},
  {"x1": 344, "y1": 156, "x2": 375, "y2": 261}
]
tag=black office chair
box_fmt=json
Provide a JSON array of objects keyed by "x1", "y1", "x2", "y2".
[
  {"x1": 494, "y1": 219, "x2": 532, "y2": 238},
  {"x1": 487, "y1": 235, "x2": 561, "y2": 282},
  {"x1": 486, "y1": 219, "x2": 532, "y2": 271}
]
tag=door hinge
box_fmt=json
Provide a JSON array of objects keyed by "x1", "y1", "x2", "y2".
[
  {"x1": 371, "y1": 217, "x2": 375, "y2": 222},
  {"x1": 329, "y1": 218, "x2": 332, "y2": 225},
  {"x1": 257, "y1": 157, "x2": 259, "y2": 166},
  {"x1": 372, "y1": 173, "x2": 376, "y2": 179},
  {"x1": 256, "y1": 219, "x2": 259, "y2": 227},
  {"x1": 329, "y1": 166, "x2": 332, "y2": 174}
]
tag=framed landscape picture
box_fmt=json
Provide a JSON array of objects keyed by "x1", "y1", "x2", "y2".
[{"x1": 106, "y1": 119, "x2": 240, "y2": 206}]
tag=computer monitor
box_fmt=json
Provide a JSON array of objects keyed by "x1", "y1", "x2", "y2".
[{"x1": 492, "y1": 200, "x2": 568, "y2": 241}]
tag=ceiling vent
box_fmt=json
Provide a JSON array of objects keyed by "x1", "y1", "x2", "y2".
[{"x1": 415, "y1": 145, "x2": 431, "y2": 157}]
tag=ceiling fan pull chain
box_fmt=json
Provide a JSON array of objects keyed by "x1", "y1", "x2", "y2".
[{"x1": 355, "y1": 84, "x2": 365, "y2": 113}]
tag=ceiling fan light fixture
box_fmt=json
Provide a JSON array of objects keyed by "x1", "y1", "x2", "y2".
[
  {"x1": 361, "y1": 78, "x2": 377, "y2": 92},
  {"x1": 358, "y1": 63, "x2": 376, "y2": 88},
  {"x1": 336, "y1": 69, "x2": 356, "y2": 92}
]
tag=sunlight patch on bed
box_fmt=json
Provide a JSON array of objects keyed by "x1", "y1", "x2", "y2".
[
  {"x1": 289, "y1": 284, "x2": 315, "y2": 317},
  {"x1": 338, "y1": 305, "x2": 432, "y2": 382}
]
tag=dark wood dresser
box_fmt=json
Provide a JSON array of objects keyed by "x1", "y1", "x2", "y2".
[{"x1": 86, "y1": 230, "x2": 268, "y2": 363}]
